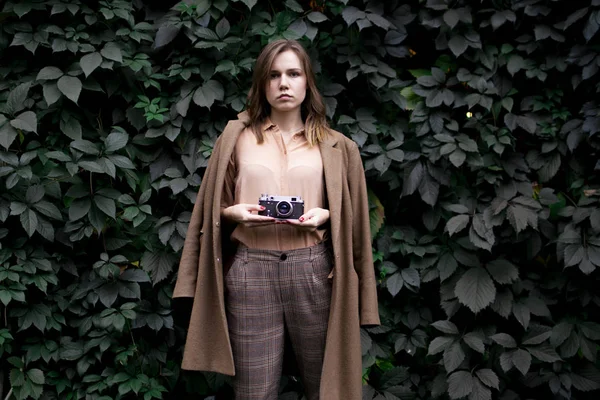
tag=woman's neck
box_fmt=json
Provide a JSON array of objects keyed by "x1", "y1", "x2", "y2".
[{"x1": 269, "y1": 110, "x2": 304, "y2": 134}]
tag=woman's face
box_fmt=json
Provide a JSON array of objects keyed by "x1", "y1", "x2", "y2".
[{"x1": 265, "y1": 50, "x2": 307, "y2": 115}]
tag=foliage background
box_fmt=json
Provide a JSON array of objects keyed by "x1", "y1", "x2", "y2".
[{"x1": 1, "y1": 0, "x2": 600, "y2": 399}]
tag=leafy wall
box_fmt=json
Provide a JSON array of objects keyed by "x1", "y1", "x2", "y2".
[{"x1": 1, "y1": 0, "x2": 600, "y2": 399}]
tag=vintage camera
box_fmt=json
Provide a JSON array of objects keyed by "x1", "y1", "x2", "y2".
[{"x1": 258, "y1": 194, "x2": 304, "y2": 219}]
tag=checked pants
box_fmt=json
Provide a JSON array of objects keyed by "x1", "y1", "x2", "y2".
[{"x1": 225, "y1": 242, "x2": 333, "y2": 400}]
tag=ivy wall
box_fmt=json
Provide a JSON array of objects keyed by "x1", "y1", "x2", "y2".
[{"x1": 1, "y1": 0, "x2": 600, "y2": 399}]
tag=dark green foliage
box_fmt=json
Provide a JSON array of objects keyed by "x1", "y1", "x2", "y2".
[{"x1": 1, "y1": 0, "x2": 600, "y2": 399}]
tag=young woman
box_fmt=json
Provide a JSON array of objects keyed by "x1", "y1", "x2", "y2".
[{"x1": 173, "y1": 39, "x2": 380, "y2": 400}]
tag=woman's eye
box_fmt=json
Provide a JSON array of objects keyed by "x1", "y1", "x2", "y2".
[{"x1": 270, "y1": 73, "x2": 279, "y2": 79}]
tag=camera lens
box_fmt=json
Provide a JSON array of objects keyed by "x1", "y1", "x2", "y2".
[{"x1": 276, "y1": 201, "x2": 293, "y2": 217}]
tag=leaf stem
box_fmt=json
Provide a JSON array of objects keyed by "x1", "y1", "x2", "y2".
[
  {"x1": 561, "y1": 192, "x2": 577, "y2": 207},
  {"x1": 127, "y1": 319, "x2": 137, "y2": 350}
]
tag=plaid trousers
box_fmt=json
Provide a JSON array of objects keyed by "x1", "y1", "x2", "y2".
[{"x1": 225, "y1": 242, "x2": 333, "y2": 400}]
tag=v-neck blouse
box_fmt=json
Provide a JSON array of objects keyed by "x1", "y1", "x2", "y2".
[{"x1": 221, "y1": 121, "x2": 327, "y2": 251}]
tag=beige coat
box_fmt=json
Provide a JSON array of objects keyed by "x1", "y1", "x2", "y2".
[{"x1": 173, "y1": 111, "x2": 380, "y2": 399}]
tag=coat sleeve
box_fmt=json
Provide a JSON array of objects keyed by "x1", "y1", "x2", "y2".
[
  {"x1": 173, "y1": 137, "x2": 222, "y2": 299},
  {"x1": 347, "y1": 142, "x2": 381, "y2": 326}
]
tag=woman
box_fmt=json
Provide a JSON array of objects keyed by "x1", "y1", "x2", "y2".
[{"x1": 173, "y1": 39, "x2": 380, "y2": 400}]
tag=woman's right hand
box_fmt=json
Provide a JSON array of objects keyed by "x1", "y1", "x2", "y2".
[{"x1": 221, "y1": 204, "x2": 276, "y2": 227}]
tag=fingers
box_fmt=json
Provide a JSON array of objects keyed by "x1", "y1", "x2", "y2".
[
  {"x1": 245, "y1": 215, "x2": 275, "y2": 222},
  {"x1": 243, "y1": 203, "x2": 266, "y2": 212},
  {"x1": 245, "y1": 221, "x2": 277, "y2": 227}
]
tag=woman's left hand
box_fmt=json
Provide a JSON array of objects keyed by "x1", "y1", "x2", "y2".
[{"x1": 279, "y1": 207, "x2": 330, "y2": 231}]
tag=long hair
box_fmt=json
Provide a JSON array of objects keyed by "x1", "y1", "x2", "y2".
[{"x1": 246, "y1": 39, "x2": 329, "y2": 146}]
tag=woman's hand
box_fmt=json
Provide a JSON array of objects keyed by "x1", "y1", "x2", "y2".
[
  {"x1": 282, "y1": 208, "x2": 330, "y2": 231},
  {"x1": 221, "y1": 204, "x2": 276, "y2": 227}
]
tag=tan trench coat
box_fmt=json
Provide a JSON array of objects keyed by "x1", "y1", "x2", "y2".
[{"x1": 173, "y1": 111, "x2": 380, "y2": 399}]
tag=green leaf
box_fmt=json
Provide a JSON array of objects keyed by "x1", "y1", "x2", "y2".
[
  {"x1": 101, "y1": 43, "x2": 123, "y2": 62},
  {"x1": 10, "y1": 369, "x2": 25, "y2": 387},
  {"x1": 386, "y1": 272, "x2": 403, "y2": 297},
  {"x1": 550, "y1": 321, "x2": 574, "y2": 347},
  {"x1": 513, "y1": 302, "x2": 531, "y2": 330},
  {"x1": 342, "y1": 6, "x2": 364, "y2": 26},
  {"x1": 285, "y1": 0, "x2": 303, "y2": 12},
  {"x1": 469, "y1": 379, "x2": 491, "y2": 400},
  {"x1": 507, "y1": 54, "x2": 525, "y2": 75},
  {"x1": 475, "y1": 369, "x2": 499, "y2": 389},
  {"x1": 449, "y1": 148, "x2": 466, "y2": 167},
  {"x1": 443, "y1": 9, "x2": 460, "y2": 29},
  {"x1": 401, "y1": 267, "x2": 420, "y2": 287},
  {"x1": 511, "y1": 349, "x2": 532, "y2": 375},
  {"x1": 444, "y1": 341, "x2": 465, "y2": 372},
  {"x1": 428, "y1": 336, "x2": 454, "y2": 355},
  {"x1": 6, "y1": 82, "x2": 31, "y2": 115},
  {"x1": 448, "y1": 35, "x2": 468, "y2": 57},
  {"x1": 70, "y1": 140, "x2": 99, "y2": 155},
  {"x1": 0, "y1": 117, "x2": 18, "y2": 149},
  {"x1": 26, "y1": 185, "x2": 45, "y2": 204},
  {"x1": 239, "y1": 0, "x2": 257, "y2": 10},
  {"x1": 307, "y1": 12, "x2": 328, "y2": 23},
  {"x1": 193, "y1": 80, "x2": 224, "y2": 109},
  {"x1": 80, "y1": 52, "x2": 103, "y2": 77},
  {"x1": 463, "y1": 332, "x2": 485, "y2": 353},
  {"x1": 60, "y1": 115, "x2": 82, "y2": 140},
  {"x1": 402, "y1": 161, "x2": 424, "y2": 196},
  {"x1": 27, "y1": 369, "x2": 45, "y2": 385},
  {"x1": 507, "y1": 205, "x2": 530, "y2": 234},
  {"x1": 68, "y1": 199, "x2": 91, "y2": 221},
  {"x1": 37, "y1": 66, "x2": 63, "y2": 80},
  {"x1": 285, "y1": 19, "x2": 307, "y2": 40},
  {"x1": 11, "y1": 111, "x2": 37, "y2": 133},
  {"x1": 94, "y1": 196, "x2": 116, "y2": 218},
  {"x1": 19, "y1": 304, "x2": 49, "y2": 332},
  {"x1": 366, "y1": 13, "x2": 390, "y2": 30},
  {"x1": 447, "y1": 371, "x2": 473, "y2": 399},
  {"x1": 431, "y1": 320, "x2": 459, "y2": 335},
  {"x1": 526, "y1": 344, "x2": 561, "y2": 362},
  {"x1": 34, "y1": 201, "x2": 62, "y2": 220},
  {"x1": 446, "y1": 215, "x2": 470, "y2": 236},
  {"x1": 108, "y1": 155, "x2": 135, "y2": 169},
  {"x1": 95, "y1": 282, "x2": 120, "y2": 307},
  {"x1": 141, "y1": 251, "x2": 177, "y2": 284},
  {"x1": 485, "y1": 259, "x2": 519, "y2": 284},
  {"x1": 583, "y1": 11, "x2": 600, "y2": 42},
  {"x1": 120, "y1": 269, "x2": 150, "y2": 283},
  {"x1": 57, "y1": 76, "x2": 82, "y2": 103},
  {"x1": 13, "y1": 3, "x2": 33, "y2": 17},
  {"x1": 455, "y1": 268, "x2": 496, "y2": 313},
  {"x1": 438, "y1": 253, "x2": 458, "y2": 281},
  {"x1": 20, "y1": 209, "x2": 38, "y2": 237},
  {"x1": 43, "y1": 83, "x2": 62, "y2": 105},
  {"x1": 216, "y1": 18, "x2": 230, "y2": 39},
  {"x1": 105, "y1": 131, "x2": 128, "y2": 152},
  {"x1": 418, "y1": 174, "x2": 439, "y2": 206},
  {"x1": 571, "y1": 365, "x2": 600, "y2": 391}
]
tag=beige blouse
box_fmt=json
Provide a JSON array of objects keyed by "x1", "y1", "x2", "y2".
[{"x1": 221, "y1": 120, "x2": 327, "y2": 250}]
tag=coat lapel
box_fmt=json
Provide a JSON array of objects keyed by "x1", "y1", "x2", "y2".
[{"x1": 319, "y1": 134, "x2": 342, "y2": 246}]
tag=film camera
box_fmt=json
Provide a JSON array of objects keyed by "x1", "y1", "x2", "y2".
[{"x1": 258, "y1": 194, "x2": 304, "y2": 219}]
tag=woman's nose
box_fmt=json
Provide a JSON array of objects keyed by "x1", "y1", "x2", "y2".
[{"x1": 279, "y1": 74, "x2": 288, "y2": 88}]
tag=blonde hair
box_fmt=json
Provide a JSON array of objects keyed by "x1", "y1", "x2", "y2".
[{"x1": 246, "y1": 39, "x2": 329, "y2": 146}]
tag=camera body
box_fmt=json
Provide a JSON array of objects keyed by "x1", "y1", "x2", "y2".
[{"x1": 258, "y1": 194, "x2": 304, "y2": 219}]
